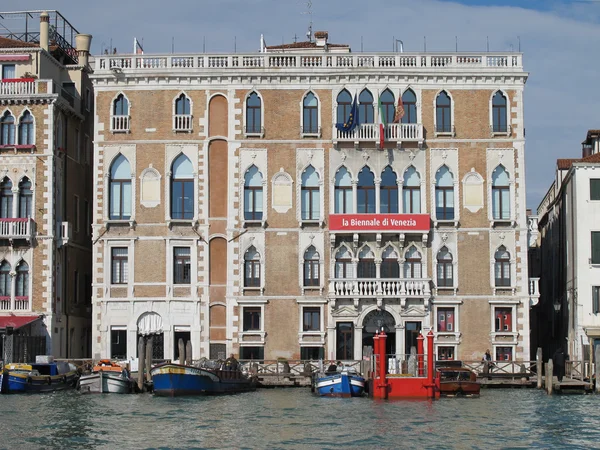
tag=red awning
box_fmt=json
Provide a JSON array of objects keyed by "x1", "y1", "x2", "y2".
[
  {"x1": 0, "y1": 315, "x2": 42, "y2": 330},
  {"x1": 0, "y1": 55, "x2": 30, "y2": 62}
]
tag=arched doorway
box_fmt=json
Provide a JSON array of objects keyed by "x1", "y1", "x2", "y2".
[
  {"x1": 362, "y1": 309, "x2": 396, "y2": 356},
  {"x1": 137, "y1": 312, "x2": 164, "y2": 360}
]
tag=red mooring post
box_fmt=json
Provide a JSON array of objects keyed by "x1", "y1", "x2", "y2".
[
  {"x1": 378, "y1": 330, "x2": 387, "y2": 399},
  {"x1": 417, "y1": 332, "x2": 425, "y2": 377},
  {"x1": 427, "y1": 329, "x2": 435, "y2": 398},
  {"x1": 372, "y1": 331, "x2": 381, "y2": 398}
]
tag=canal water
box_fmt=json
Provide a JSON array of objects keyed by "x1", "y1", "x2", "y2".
[{"x1": 1, "y1": 388, "x2": 599, "y2": 449}]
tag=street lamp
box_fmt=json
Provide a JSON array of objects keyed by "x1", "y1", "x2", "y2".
[{"x1": 553, "y1": 300, "x2": 561, "y2": 313}]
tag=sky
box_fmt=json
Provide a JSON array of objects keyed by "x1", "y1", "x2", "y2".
[{"x1": 2, "y1": 0, "x2": 599, "y2": 211}]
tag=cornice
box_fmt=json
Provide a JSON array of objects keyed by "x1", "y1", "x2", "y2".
[{"x1": 0, "y1": 94, "x2": 57, "y2": 106}]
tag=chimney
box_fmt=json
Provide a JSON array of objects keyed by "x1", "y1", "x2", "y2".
[
  {"x1": 75, "y1": 33, "x2": 92, "y2": 68},
  {"x1": 314, "y1": 31, "x2": 328, "y2": 47},
  {"x1": 39, "y1": 11, "x2": 49, "y2": 51}
]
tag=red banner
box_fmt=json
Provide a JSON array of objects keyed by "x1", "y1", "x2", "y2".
[{"x1": 329, "y1": 214, "x2": 430, "y2": 232}]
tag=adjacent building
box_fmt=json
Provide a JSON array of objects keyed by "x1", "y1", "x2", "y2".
[
  {"x1": 0, "y1": 11, "x2": 93, "y2": 362},
  {"x1": 90, "y1": 31, "x2": 539, "y2": 363}
]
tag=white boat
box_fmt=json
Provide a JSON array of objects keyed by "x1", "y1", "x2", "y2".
[{"x1": 77, "y1": 360, "x2": 135, "y2": 394}]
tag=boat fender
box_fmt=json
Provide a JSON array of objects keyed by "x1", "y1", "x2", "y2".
[
  {"x1": 47, "y1": 376, "x2": 52, "y2": 385},
  {"x1": 26, "y1": 376, "x2": 32, "y2": 384}
]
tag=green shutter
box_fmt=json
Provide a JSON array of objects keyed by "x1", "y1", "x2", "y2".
[
  {"x1": 592, "y1": 232, "x2": 600, "y2": 264},
  {"x1": 591, "y1": 179, "x2": 600, "y2": 201}
]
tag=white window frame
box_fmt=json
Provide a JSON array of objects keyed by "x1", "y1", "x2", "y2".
[
  {"x1": 489, "y1": 89, "x2": 512, "y2": 137},
  {"x1": 173, "y1": 91, "x2": 193, "y2": 132},
  {"x1": 431, "y1": 163, "x2": 460, "y2": 227},
  {"x1": 489, "y1": 301, "x2": 518, "y2": 341},
  {"x1": 105, "y1": 239, "x2": 134, "y2": 297},
  {"x1": 165, "y1": 149, "x2": 198, "y2": 227},
  {"x1": 297, "y1": 298, "x2": 326, "y2": 347},
  {"x1": 300, "y1": 90, "x2": 321, "y2": 138},
  {"x1": 241, "y1": 163, "x2": 267, "y2": 228},
  {"x1": 16, "y1": 108, "x2": 36, "y2": 147},
  {"x1": 104, "y1": 151, "x2": 136, "y2": 227},
  {"x1": 238, "y1": 298, "x2": 267, "y2": 345},
  {"x1": 433, "y1": 90, "x2": 455, "y2": 137},
  {"x1": 241, "y1": 244, "x2": 265, "y2": 295},
  {"x1": 167, "y1": 239, "x2": 197, "y2": 299},
  {"x1": 110, "y1": 91, "x2": 131, "y2": 133},
  {"x1": 243, "y1": 90, "x2": 265, "y2": 138}
]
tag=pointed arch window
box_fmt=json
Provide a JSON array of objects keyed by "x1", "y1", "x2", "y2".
[
  {"x1": 244, "y1": 246, "x2": 261, "y2": 287},
  {"x1": 0, "y1": 177, "x2": 13, "y2": 218},
  {"x1": 0, "y1": 261, "x2": 11, "y2": 298},
  {"x1": 437, "y1": 247, "x2": 453, "y2": 287},
  {"x1": 303, "y1": 245, "x2": 320, "y2": 287},
  {"x1": 303, "y1": 92, "x2": 319, "y2": 134},
  {"x1": 403, "y1": 166, "x2": 421, "y2": 214},
  {"x1": 334, "y1": 167, "x2": 352, "y2": 213},
  {"x1": 435, "y1": 166, "x2": 454, "y2": 220},
  {"x1": 18, "y1": 111, "x2": 34, "y2": 145},
  {"x1": 246, "y1": 92, "x2": 262, "y2": 134},
  {"x1": 174, "y1": 94, "x2": 192, "y2": 131},
  {"x1": 18, "y1": 177, "x2": 33, "y2": 218},
  {"x1": 357, "y1": 167, "x2": 375, "y2": 214},
  {"x1": 404, "y1": 247, "x2": 422, "y2": 279},
  {"x1": 358, "y1": 246, "x2": 376, "y2": 278},
  {"x1": 301, "y1": 165, "x2": 320, "y2": 220},
  {"x1": 380, "y1": 166, "x2": 398, "y2": 213},
  {"x1": 111, "y1": 94, "x2": 130, "y2": 132},
  {"x1": 16, "y1": 261, "x2": 29, "y2": 297},
  {"x1": 436, "y1": 91, "x2": 452, "y2": 133},
  {"x1": 495, "y1": 246, "x2": 511, "y2": 287},
  {"x1": 171, "y1": 154, "x2": 194, "y2": 220},
  {"x1": 359, "y1": 89, "x2": 374, "y2": 124},
  {"x1": 381, "y1": 246, "x2": 399, "y2": 278},
  {"x1": 492, "y1": 165, "x2": 510, "y2": 220},
  {"x1": 335, "y1": 247, "x2": 353, "y2": 279},
  {"x1": 492, "y1": 91, "x2": 507, "y2": 133},
  {"x1": 401, "y1": 89, "x2": 417, "y2": 124},
  {"x1": 0, "y1": 111, "x2": 15, "y2": 145},
  {"x1": 379, "y1": 89, "x2": 395, "y2": 126},
  {"x1": 244, "y1": 165, "x2": 263, "y2": 221},
  {"x1": 336, "y1": 89, "x2": 352, "y2": 124},
  {"x1": 109, "y1": 155, "x2": 132, "y2": 220}
]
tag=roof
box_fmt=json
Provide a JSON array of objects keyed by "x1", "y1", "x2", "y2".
[
  {"x1": 557, "y1": 153, "x2": 600, "y2": 170},
  {"x1": 265, "y1": 41, "x2": 349, "y2": 50},
  {"x1": 0, "y1": 315, "x2": 42, "y2": 330},
  {"x1": 0, "y1": 36, "x2": 37, "y2": 49}
]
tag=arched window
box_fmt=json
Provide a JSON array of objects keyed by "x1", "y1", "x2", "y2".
[
  {"x1": 15, "y1": 261, "x2": 29, "y2": 297},
  {"x1": 335, "y1": 247, "x2": 353, "y2": 279},
  {"x1": 0, "y1": 111, "x2": 15, "y2": 145},
  {"x1": 380, "y1": 166, "x2": 398, "y2": 213},
  {"x1": 404, "y1": 246, "x2": 422, "y2": 279},
  {"x1": 0, "y1": 177, "x2": 13, "y2": 218},
  {"x1": 357, "y1": 167, "x2": 375, "y2": 214},
  {"x1": 171, "y1": 154, "x2": 194, "y2": 220},
  {"x1": 436, "y1": 91, "x2": 451, "y2": 133},
  {"x1": 492, "y1": 165, "x2": 510, "y2": 220},
  {"x1": 435, "y1": 165, "x2": 454, "y2": 220},
  {"x1": 359, "y1": 89, "x2": 374, "y2": 124},
  {"x1": 336, "y1": 89, "x2": 352, "y2": 124},
  {"x1": 495, "y1": 246, "x2": 511, "y2": 287},
  {"x1": 109, "y1": 155, "x2": 132, "y2": 220},
  {"x1": 246, "y1": 92, "x2": 262, "y2": 134},
  {"x1": 381, "y1": 246, "x2": 399, "y2": 278},
  {"x1": 303, "y1": 92, "x2": 318, "y2": 134},
  {"x1": 379, "y1": 89, "x2": 395, "y2": 125},
  {"x1": 113, "y1": 94, "x2": 129, "y2": 116},
  {"x1": 334, "y1": 167, "x2": 352, "y2": 214},
  {"x1": 0, "y1": 261, "x2": 11, "y2": 298},
  {"x1": 403, "y1": 166, "x2": 421, "y2": 214},
  {"x1": 18, "y1": 177, "x2": 33, "y2": 218},
  {"x1": 401, "y1": 89, "x2": 417, "y2": 124},
  {"x1": 301, "y1": 165, "x2": 320, "y2": 220},
  {"x1": 244, "y1": 246, "x2": 261, "y2": 287},
  {"x1": 303, "y1": 245, "x2": 320, "y2": 287},
  {"x1": 18, "y1": 111, "x2": 34, "y2": 145},
  {"x1": 358, "y1": 246, "x2": 376, "y2": 278},
  {"x1": 175, "y1": 94, "x2": 190, "y2": 115},
  {"x1": 244, "y1": 165, "x2": 263, "y2": 221},
  {"x1": 492, "y1": 91, "x2": 507, "y2": 133},
  {"x1": 437, "y1": 247, "x2": 453, "y2": 287}
]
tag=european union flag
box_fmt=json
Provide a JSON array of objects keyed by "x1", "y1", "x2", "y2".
[{"x1": 335, "y1": 95, "x2": 359, "y2": 132}]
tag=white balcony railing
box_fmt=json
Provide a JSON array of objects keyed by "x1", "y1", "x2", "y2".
[
  {"x1": 329, "y1": 278, "x2": 432, "y2": 298},
  {"x1": 529, "y1": 278, "x2": 540, "y2": 298},
  {"x1": 334, "y1": 123, "x2": 423, "y2": 144},
  {"x1": 0, "y1": 79, "x2": 37, "y2": 95},
  {"x1": 111, "y1": 115, "x2": 130, "y2": 132},
  {"x1": 0, "y1": 218, "x2": 34, "y2": 241},
  {"x1": 0, "y1": 296, "x2": 29, "y2": 311},
  {"x1": 173, "y1": 114, "x2": 193, "y2": 131}
]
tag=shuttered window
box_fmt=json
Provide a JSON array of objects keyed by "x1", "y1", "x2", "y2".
[
  {"x1": 592, "y1": 232, "x2": 600, "y2": 264},
  {"x1": 591, "y1": 179, "x2": 600, "y2": 201}
]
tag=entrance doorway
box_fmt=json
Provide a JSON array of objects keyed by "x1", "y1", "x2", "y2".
[
  {"x1": 362, "y1": 309, "x2": 396, "y2": 356},
  {"x1": 173, "y1": 330, "x2": 191, "y2": 361},
  {"x1": 404, "y1": 321, "x2": 422, "y2": 355},
  {"x1": 336, "y1": 322, "x2": 354, "y2": 360}
]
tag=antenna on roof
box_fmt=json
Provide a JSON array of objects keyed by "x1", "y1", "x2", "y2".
[{"x1": 301, "y1": 0, "x2": 313, "y2": 42}]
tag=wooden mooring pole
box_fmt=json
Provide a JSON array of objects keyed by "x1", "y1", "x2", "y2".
[
  {"x1": 595, "y1": 345, "x2": 600, "y2": 394},
  {"x1": 137, "y1": 336, "x2": 145, "y2": 391},
  {"x1": 185, "y1": 340, "x2": 192, "y2": 366},
  {"x1": 178, "y1": 338, "x2": 185, "y2": 364},
  {"x1": 145, "y1": 336, "x2": 153, "y2": 383},
  {"x1": 546, "y1": 359, "x2": 553, "y2": 395},
  {"x1": 536, "y1": 347, "x2": 543, "y2": 389}
]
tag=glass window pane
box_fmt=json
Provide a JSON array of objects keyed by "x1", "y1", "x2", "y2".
[
  {"x1": 254, "y1": 189, "x2": 263, "y2": 213},
  {"x1": 311, "y1": 190, "x2": 320, "y2": 218},
  {"x1": 122, "y1": 181, "x2": 132, "y2": 218},
  {"x1": 592, "y1": 232, "x2": 600, "y2": 264},
  {"x1": 110, "y1": 183, "x2": 121, "y2": 218},
  {"x1": 591, "y1": 180, "x2": 600, "y2": 201},
  {"x1": 183, "y1": 181, "x2": 194, "y2": 218}
]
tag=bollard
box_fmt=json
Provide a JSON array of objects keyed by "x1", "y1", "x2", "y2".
[
  {"x1": 536, "y1": 347, "x2": 543, "y2": 389},
  {"x1": 178, "y1": 338, "x2": 185, "y2": 364},
  {"x1": 185, "y1": 340, "x2": 192, "y2": 366},
  {"x1": 547, "y1": 359, "x2": 554, "y2": 395},
  {"x1": 145, "y1": 336, "x2": 153, "y2": 383},
  {"x1": 595, "y1": 346, "x2": 600, "y2": 394},
  {"x1": 137, "y1": 336, "x2": 145, "y2": 391}
]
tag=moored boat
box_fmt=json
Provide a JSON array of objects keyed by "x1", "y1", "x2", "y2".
[
  {"x1": 150, "y1": 362, "x2": 256, "y2": 396},
  {"x1": 78, "y1": 360, "x2": 135, "y2": 394},
  {"x1": 314, "y1": 365, "x2": 365, "y2": 398},
  {"x1": 437, "y1": 366, "x2": 480, "y2": 397},
  {"x1": 0, "y1": 356, "x2": 79, "y2": 393}
]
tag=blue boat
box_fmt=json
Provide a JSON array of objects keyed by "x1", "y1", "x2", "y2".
[
  {"x1": 314, "y1": 366, "x2": 365, "y2": 398},
  {"x1": 1, "y1": 358, "x2": 79, "y2": 394},
  {"x1": 150, "y1": 362, "x2": 256, "y2": 397}
]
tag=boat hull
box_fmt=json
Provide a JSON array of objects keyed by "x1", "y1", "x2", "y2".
[
  {"x1": 315, "y1": 373, "x2": 365, "y2": 398},
  {"x1": 78, "y1": 372, "x2": 134, "y2": 394},
  {"x1": 2, "y1": 371, "x2": 79, "y2": 393},
  {"x1": 150, "y1": 363, "x2": 256, "y2": 397},
  {"x1": 439, "y1": 381, "x2": 480, "y2": 396}
]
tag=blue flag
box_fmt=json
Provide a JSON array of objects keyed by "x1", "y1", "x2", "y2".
[{"x1": 335, "y1": 95, "x2": 359, "y2": 132}]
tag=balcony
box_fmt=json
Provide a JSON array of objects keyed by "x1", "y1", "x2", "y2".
[
  {"x1": 173, "y1": 114, "x2": 193, "y2": 132},
  {"x1": 329, "y1": 277, "x2": 432, "y2": 308},
  {"x1": 333, "y1": 123, "x2": 423, "y2": 148},
  {"x1": 0, "y1": 296, "x2": 29, "y2": 311},
  {"x1": 111, "y1": 115, "x2": 130, "y2": 133},
  {"x1": 529, "y1": 277, "x2": 540, "y2": 306},
  {"x1": 0, "y1": 78, "x2": 37, "y2": 96},
  {"x1": 0, "y1": 218, "x2": 34, "y2": 243}
]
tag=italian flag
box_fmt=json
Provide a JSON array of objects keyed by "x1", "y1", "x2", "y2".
[{"x1": 378, "y1": 96, "x2": 386, "y2": 149}]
